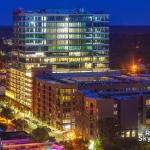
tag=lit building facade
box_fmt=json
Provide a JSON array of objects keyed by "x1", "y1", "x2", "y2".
[
  {"x1": 12, "y1": 8, "x2": 109, "y2": 72},
  {"x1": 76, "y1": 90, "x2": 150, "y2": 139},
  {"x1": 6, "y1": 68, "x2": 32, "y2": 109},
  {"x1": 33, "y1": 77, "x2": 76, "y2": 130},
  {"x1": 32, "y1": 68, "x2": 150, "y2": 132},
  {"x1": 6, "y1": 8, "x2": 109, "y2": 110}
]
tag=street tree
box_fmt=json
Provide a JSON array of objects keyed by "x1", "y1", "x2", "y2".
[
  {"x1": 64, "y1": 139, "x2": 88, "y2": 150},
  {"x1": 94, "y1": 138, "x2": 103, "y2": 150},
  {"x1": 32, "y1": 127, "x2": 49, "y2": 142},
  {"x1": 49, "y1": 136, "x2": 56, "y2": 142},
  {"x1": 99, "y1": 117, "x2": 121, "y2": 146},
  {"x1": 12, "y1": 119, "x2": 28, "y2": 131},
  {"x1": 0, "y1": 107, "x2": 14, "y2": 120}
]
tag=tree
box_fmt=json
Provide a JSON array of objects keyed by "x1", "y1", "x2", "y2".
[
  {"x1": 108, "y1": 138, "x2": 150, "y2": 150},
  {"x1": 0, "y1": 123, "x2": 7, "y2": 131},
  {"x1": 98, "y1": 119, "x2": 150, "y2": 150},
  {"x1": 94, "y1": 138, "x2": 103, "y2": 150},
  {"x1": 32, "y1": 127, "x2": 49, "y2": 142},
  {"x1": 64, "y1": 141, "x2": 74, "y2": 150},
  {"x1": 12, "y1": 119, "x2": 28, "y2": 131},
  {"x1": 64, "y1": 139, "x2": 88, "y2": 150},
  {"x1": 49, "y1": 136, "x2": 56, "y2": 142},
  {"x1": 0, "y1": 107, "x2": 14, "y2": 120},
  {"x1": 99, "y1": 117, "x2": 121, "y2": 145}
]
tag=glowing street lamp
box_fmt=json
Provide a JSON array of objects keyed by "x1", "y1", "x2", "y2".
[
  {"x1": 88, "y1": 140, "x2": 94, "y2": 150},
  {"x1": 131, "y1": 64, "x2": 138, "y2": 73},
  {"x1": 67, "y1": 130, "x2": 76, "y2": 140}
]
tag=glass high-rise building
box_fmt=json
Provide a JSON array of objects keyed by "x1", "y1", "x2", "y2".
[
  {"x1": 12, "y1": 8, "x2": 109, "y2": 72},
  {"x1": 6, "y1": 8, "x2": 109, "y2": 110}
]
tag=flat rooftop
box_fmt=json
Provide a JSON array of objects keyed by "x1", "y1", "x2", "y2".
[
  {"x1": 37, "y1": 72, "x2": 150, "y2": 86},
  {"x1": 14, "y1": 8, "x2": 108, "y2": 15},
  {"x1": 57, "y1": 74, "x2": 150, "y2": 84},
  {"x1": 51, "y1": 70, "x2": 120, "y2": 79},
  {"x1": 81, "y1": 90, "x2": 150, "y2": 100},
  {"x1": 0, "y1": 131, "x2": 30, "y2": 140}
]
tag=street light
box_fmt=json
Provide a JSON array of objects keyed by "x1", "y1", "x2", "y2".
[
  {"x1": 130, "y1": 64, "x2": 138, "y2": 73},
  {"x1": 88, "y1": 140, "x2": 94, "y2": 150},
  {"x1": 67, "y1": 130, "x2": 76, "y2": 140}
]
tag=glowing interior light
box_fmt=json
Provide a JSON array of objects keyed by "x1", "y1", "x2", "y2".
[
  {"x1": 25, "y1": 72, "x2": 32, "y2": 77},
  {"x1": 65, "y1": 17, "x2": 69, "y2": 21},
  {"x1": 131, "y1": 64, "x2": 138, "y2": 73},
  {"x1": 63, "y1": 27, "x2": 68, "y2": 32},
  {"x1": 30, "y1": 21, "x2": 35, "y2": 26},
  {"x1": 88, "y1": 140, "x2": 94, "y2": 150},
  {"x1": 35, "y1": 52, "x2": 45, "y2": 57},
  {"x1": 64, "y1": 124, "x2": 71, "y2": 130}
]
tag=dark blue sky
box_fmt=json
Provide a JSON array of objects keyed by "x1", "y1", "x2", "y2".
[{"x1": 1, "y1": 0, "x2": 150, "y2": 25}]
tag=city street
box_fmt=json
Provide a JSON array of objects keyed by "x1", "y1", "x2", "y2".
[{"x1": 0, "y1": 96, "x2": 68, "y2": 142}]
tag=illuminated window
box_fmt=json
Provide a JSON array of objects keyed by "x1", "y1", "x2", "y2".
[
  {"x1": 114, "y1": 104, "x2": 118, "y2": 108},
  {"x1": 121, "y1": 131, "x2": 125, "y2": 138},
  {"x1": 63, "y1": 119, "x2": 71, "y2": 124},
  {"x1": 132, "y1": 130, "x2": 136, "y2": 137},
  {"x1": 65, "y1": 17, "x2": 69, "y2": 21},
  {"x1": 146, "y1": 100, "x2": 150, "y2": 106},
  {"x1": 113, "y1": 111, "x2": 118, "y2": 115},
  {"x1": 126, "y1": 131, "x2": 130, "y2": 137},
  {"x1": 64, "y1": 124, "x2": 71, "y2": 130}
]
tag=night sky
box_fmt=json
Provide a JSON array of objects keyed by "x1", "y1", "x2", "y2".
[{"x1": 1, "y1": 0, "x2": 150, "y2": 26}]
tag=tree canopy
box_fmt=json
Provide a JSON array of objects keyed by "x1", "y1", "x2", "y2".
[
  {"x1": 12, "y1": 119, "x2": 28, "y2": 131},
  {"x1": 64, "y1": 139, "x2": 88, "y2": 150},
  {"x1": 31, "y1": 127, "x2": 49, "y2": 142},
  {"x1": 99, "y1": 117, "x2": 121, "y2": 145},
  {"x1": 94, "y1": 138, "x2": 103, "y2": 150},
  {"x1": 0, "y1": 107, "x2": 14, "y2": 120}
]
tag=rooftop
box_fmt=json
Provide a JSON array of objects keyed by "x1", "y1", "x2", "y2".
[
  {"x1": 81, "y1": 90, "x2": 150, "y2": 100},
  {"x1": 80, "y1": 90, "x2": 99, "y2": 99},
  {"x1": 0, "y1": 131, "x2": 30, "y2": 141},
  {"x1": 37, "y1": 70, "x2": 121, "y2": 84},
  {"x1": 14, "y1": 8, "x2": 108, "y2": 15},
  {"x1": 37, "y1": 72, "x2": 150, "y2": 87}
]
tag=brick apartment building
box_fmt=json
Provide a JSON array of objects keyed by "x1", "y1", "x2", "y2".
[{"x1": 32, "y1": 68, "x2": 150, "y2": 138}]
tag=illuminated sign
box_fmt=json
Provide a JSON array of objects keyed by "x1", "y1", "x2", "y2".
[{"x1": 139, "y1": 129, "x2": 150, "y2": 142}]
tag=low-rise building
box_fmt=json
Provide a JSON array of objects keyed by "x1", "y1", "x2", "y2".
[
  {"x1": 32, "y1": 67, "x2": 150, "y2": 138},
  {"x1": 76, "y1": 90, "x2": 150, "y2": 139},
  {"x1": 32, "y1": 68, "x2": 120, "y2": 130},
  {"x1": 0, "y1": 131, "x2": 64, "y2": 150}
]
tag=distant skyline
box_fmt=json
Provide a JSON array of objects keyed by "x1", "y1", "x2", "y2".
[{"x1": 0, "y1": 0, "x2": 150, "y2": 26}]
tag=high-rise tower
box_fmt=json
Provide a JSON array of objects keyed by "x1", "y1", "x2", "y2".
[{"x1": 6, "y1": 8, "x2": 109, "y2": 109}]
